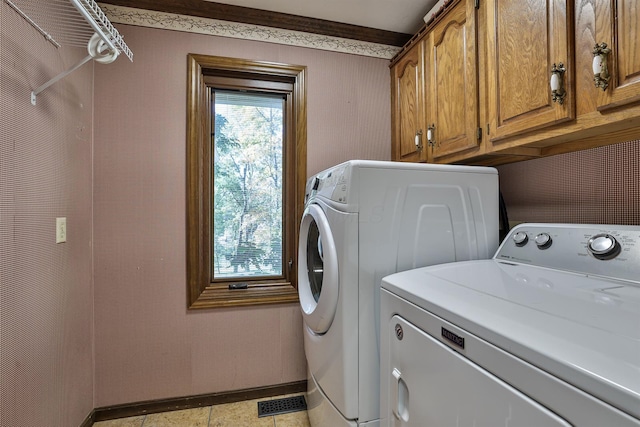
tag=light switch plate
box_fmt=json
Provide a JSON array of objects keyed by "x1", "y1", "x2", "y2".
[{"x1": 56, "y1": 217, "x2": 66, "y2": 243}]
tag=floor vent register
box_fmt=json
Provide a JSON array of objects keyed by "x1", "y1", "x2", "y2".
[{"x1": 257, "y1": 395, "x2": 307, "y2": 417}]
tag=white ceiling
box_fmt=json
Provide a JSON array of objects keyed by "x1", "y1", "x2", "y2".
[{"x1": 204, "y1": 0, "x2": 438, "y2": 35}]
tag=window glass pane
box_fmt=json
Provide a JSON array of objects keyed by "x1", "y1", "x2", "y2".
[{"x1": 212, "y1": 90, "x2": 284, "y2": 279}]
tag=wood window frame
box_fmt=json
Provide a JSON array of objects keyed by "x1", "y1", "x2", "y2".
[{"x1": 186, "y1": 54, "x2": 307, "y2": 309}]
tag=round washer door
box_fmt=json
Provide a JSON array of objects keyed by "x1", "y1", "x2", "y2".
[{"x1": 298, "y1": 203, "x2": 339, "y2": 334}]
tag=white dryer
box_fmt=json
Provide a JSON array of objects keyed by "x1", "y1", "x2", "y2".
[
  {"x1": 298, "y1": 160, "x2": 499, "y2": 427},
  {"x1": 380, "y1": 223, "x2": 640, "y2": 427}
]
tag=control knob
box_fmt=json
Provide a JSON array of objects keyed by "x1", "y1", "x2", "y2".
[
  {"x1": 587, "y1": 234, "x2": 621, "y2": 260},
  {"x1": 534, "y1": 233, "x2": 552, "y2": 249},
  {"x1": 512, "y1": 231, "x2": 528, "y2": 246}
]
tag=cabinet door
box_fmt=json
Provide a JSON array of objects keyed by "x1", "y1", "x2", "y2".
[
  {"x1": 425, "y1": 0, "x2": 480, "y2": 160},
  {"x1": 391, "y1": 41, "x2": 426, "y2": 162},
  {"x1": 486, "y1": 0, "x2": 574, "y2": 143},
  {"x1": 593, "y1": 0, "x2": 640, "y2": 110}
]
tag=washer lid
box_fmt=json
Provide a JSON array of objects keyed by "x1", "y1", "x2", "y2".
[{"x1": 381, "y1": 260, "x2": 640, "y2": 420}]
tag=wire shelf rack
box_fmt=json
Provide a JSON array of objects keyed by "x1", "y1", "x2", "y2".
[{"x1": 4, "y1": 0, "x2": 133, "y2": 104}]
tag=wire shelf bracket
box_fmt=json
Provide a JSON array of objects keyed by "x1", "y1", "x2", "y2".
[{"x1": 5, "y1": 0, "x2": 133, "y2": 105}]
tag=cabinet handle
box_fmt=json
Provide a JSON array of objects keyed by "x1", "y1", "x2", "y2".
[
  {"x1": 414, "y1": 130, "x2": 423, "y2": 151},
  {"x1": 550, "y1": 63, "x2": 566, "y2": 104},
  {"x1": 427, "y1": 124, "x2": 436, "y2": 147},
  {"x1": 592, "y1": 42, "x2": 611, "y2": 91}
]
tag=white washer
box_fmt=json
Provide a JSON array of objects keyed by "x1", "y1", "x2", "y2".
[
  {"x1": 380, "y1": 223, "x2": 640, "y2": 427},
  {"x1": 298, "y1": 160, "x2": 499, "y2": 427}
]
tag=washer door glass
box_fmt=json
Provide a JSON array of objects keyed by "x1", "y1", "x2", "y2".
[
  {"x1": 298, "y1": 203, "x2": 339, "y2": 334},
  {"x1": 306, "y1": 219, "x2": 324, "y2": 302}
]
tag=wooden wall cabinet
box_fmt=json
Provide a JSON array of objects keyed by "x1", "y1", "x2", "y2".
[
  {"x1": 391, "y1": 0, "x2": 481, "y2": 163},
  {"x1": 591, "y1": 0, "x2": 640, "y2": 111},
  {"x1": 485, "y1": 0, "x2": 574, "y2": 144},
  {"x1": 391, "y1": 0, "x2": 640, "y2": 166},
  {"x1": 425, "y1": 0, "x2": 481, "y2": 160},
  {"x1": 487, "y1": 0, "x2": 640, "y2": 160},
  {"x1": 391, "y1": 39, "x2": 426, "y2": 162}
]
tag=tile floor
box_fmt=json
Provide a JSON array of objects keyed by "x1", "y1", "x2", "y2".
[{"x1": 93, "y1": 395, "x2": 310, "y2": 427}]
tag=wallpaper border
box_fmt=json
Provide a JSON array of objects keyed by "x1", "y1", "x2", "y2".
[{"x1": 99, "y1": 4, "x2": 401, "y2": 59}]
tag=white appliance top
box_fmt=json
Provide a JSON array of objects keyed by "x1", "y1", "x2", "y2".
[
  {"x1": 304, "y1": 160, "x2": 497, "y2": 210},
  {"x1": 382, "y1": 223, "x2": 640, "y2": 420}
]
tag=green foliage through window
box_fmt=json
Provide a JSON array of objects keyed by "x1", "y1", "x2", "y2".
[{"x1": 212, "y1": 90, "x2": 284, "y2": 279}]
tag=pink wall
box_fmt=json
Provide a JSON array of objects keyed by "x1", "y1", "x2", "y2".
[
  {"x1": 0, "y1": 3, "x2": 95, "y2": 426},
  {"x1": 498, "y1": 139, "x2": 640, "y2": 225},
  {"x1": 92, "y1": 24, "x2": 391, "y2": 406}
]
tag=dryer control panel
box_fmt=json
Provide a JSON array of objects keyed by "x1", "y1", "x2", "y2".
[
  {"x1": 305, "y1": 163, "x2": 351, "y2": 204},
  {"x1": 496, "y1": 223, "x2": 640, "y2": 283}
]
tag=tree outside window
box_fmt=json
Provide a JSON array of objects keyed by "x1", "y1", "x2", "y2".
[{"x1": 212, "y1": 91, "x2": 284, "y2": 279}]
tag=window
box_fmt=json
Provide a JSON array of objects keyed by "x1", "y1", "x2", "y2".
[
  {"x1": 187, "y1": 54, "x2": 307, "y2": 309},
  {"x1": 212, "y1": 91, "x2": 284, "y2": 279}
]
